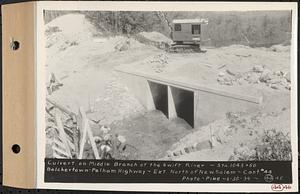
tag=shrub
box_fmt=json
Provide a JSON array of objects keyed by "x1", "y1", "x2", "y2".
[
  {"x1": 253, "y1": 129, "x2": 291, "y2": 161},
  {"x1": 230, "y1": 129, "x2": 291, "y2": 161}
]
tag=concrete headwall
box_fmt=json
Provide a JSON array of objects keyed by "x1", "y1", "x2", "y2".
[{"x1": 116, "y1": 69, "x2": 262, "y2": 128}]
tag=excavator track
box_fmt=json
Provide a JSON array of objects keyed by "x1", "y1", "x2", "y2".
[{"x1": 167, "y1": 44, "x2": 206, "y2": 53}]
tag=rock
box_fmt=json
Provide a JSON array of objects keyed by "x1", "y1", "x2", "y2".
[
  {"x1": 184, "y1": 147, "x2": 190, "y2": 154},
  {"x1": 235, "y1": 72, "x2": 243, "y2": 79},
  {"x1": 117, "y1": 135, "x2": 126, "y2": 143},
  {"x1": 218, "y1": 72, "x2": 225, "y2": 77},
  {"x1": 217, "y1": 75, "x2": 234, "y2": 86},
  {"x1": 173, "y1": 150, "x2": 182, "y2": 156},
  {"x1": 119, "y1": 44, "x2": 129, "y2": 51},
  {"x1": 275, "y1": 70, "x2": 283, "y2": 76},
  {"x1": 100, "y1": 125, "x2": 111, "y2": 134},
  {"x1": 253, "y1": 65, "x2": 264, "y2": 73},
  {"x1": 195, "y1": 140, "x2": 212, "y2": 151},
  {"x1": 210, "y1": 136, "x2": 221, "y2": 147},
  {"x1": 284, "y1": 72, "x2": 291, "y2": 82},
  {"x1": 270, "y1": 77, "x2": 282, "y2": 84},
  {"x1": 224, "y1": 76, "x2": 233, "y2": 85},
  {"x1": 94, "y1": 136, "x2": 103, "y2": 144},
  {"x1": 166, "y1": 151, "x2": 173, "y2": 157},
  {"x1": 217, "y1": 77, "x2": 224, "y2": 82},
  {"x1": 259, "y1": 69, "x2": 273, "y2": 82},
  {"x1": 249, "y1": 130, "x2": 254, "y2": 136},
  {"x1": 183, "y1": 146, "x2": 195, "y2": 154},
  {"x1": 270, "y1": 84, "x2": 278, "y2": 90},
  {"x1": 235, "y1": 145, "x2": 250, "y2": 155},
  {"x1": 226, "y1": 69, "x2": 236, "y2": 76},
  {"x1": 100, "y1": 145, "x2": 111, "y2": 152},
  {"x1": 223, "y1": 76, "x2": 231, "y2": 82},
  {"x1": 103, "y1": 134, "x2": 112, "y2": 141},
  {"x1": 247, "y1": 73, "x2": 260, "y2": 84},
  {"x1": 237, "y1": 78, "x2": 247, "y2": 85}
]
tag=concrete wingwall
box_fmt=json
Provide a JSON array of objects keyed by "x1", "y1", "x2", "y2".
[
  {"x1": 194, "y1": 90, "x2": 259, "y2": 127},
  {"x1": 117, "y1": 71, "x2": 155, "y2": 111},
  {"x1": 116, "y1": 69, "x2": 262, "y2": 129}
]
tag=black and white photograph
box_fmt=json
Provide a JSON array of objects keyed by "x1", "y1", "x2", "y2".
[{"x1": 44, "y1": 8, "x2": 293, "y2": 162}]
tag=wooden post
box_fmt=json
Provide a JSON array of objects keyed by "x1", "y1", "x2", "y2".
[{"x1": 78, "y1": 107, "x2": 100, "y2": 159}]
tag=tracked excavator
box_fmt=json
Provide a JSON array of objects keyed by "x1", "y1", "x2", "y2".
[{"x1": 156, "y1": 12, "x2": 208, "y2": 53}]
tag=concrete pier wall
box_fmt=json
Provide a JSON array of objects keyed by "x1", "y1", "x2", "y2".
[{"x1": 117, "y1": 69, "x2": 262, "y2": 128}]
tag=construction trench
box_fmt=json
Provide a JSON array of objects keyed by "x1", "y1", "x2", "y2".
[{"x1": 115, "y1": 67, "x2": 263, "y2": 128}]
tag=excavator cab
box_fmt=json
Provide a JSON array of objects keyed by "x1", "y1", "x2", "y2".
[{"x1": 169, "y1": 19, "x2": 208, "y2": 52}]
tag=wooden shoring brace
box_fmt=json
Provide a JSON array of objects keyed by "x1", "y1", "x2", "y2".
[
  {"x1": 71, "y1": 114, "x2": 79, "y2": 159},
  {"x1": 78, "y1": 107, "x2": 100, "y2": 159},
  {"x1": 47, "y1": 98, "x2": 75, "y2": 116},
  {"x1": 54, "y1": 109, "x2": 72, "y2": 158},
  {"x1": 47, "y1": 98, "x2": 79, "y2": 157}
]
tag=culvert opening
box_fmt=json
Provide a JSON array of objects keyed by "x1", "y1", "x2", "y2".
[
  {"x1": 170, "y1": 86, "x2": 194, "y2": 128},
  {"x1": 148, "y1": 81, "x2": 168, "y2": 118}
]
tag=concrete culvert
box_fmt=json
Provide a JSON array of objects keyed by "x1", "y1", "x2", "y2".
[
  {"x1": 170, "y1": 86, "x2": 194, "y2": 128},
  {"x1": 148, "y1": 81, "x2": 169, "y2": 118}
]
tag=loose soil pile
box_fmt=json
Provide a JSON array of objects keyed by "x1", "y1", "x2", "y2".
[{"x1": 139, "y1": 31, "x2": 172, "y2": 44}]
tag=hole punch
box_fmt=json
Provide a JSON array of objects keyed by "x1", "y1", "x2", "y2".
[
  {"x1": 12, "y1": 144, "x2": 21, "y2": 154},
  {"x1": 10, "y1": 38, "x2": 20, "y2": 50}
]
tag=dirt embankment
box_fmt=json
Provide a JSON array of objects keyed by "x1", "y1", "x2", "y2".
[
  {"x1": 165, "y1": 106, "x2": 291, "y2": 161},
  {"x1": 45, "y1": 14, "x2": 160, "y2": 119}
]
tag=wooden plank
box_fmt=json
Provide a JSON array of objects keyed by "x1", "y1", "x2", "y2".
[
  {"x1": 67, "y1": 138, "x2": 76, "y2": 151},
  {"x1": 52, "y1": 145, "x2": 69, "y2": 157},
  {"x1": 54, "y1": 110, "x2": 72, "y2": 158},
  {"x1": 2, "y1": 2, "x2": 36, "y2": 188},
  {"x1": 53, "y1": 138, "x2": 65, "y2": 148},
  {"x1": 53, "y1": 152, "x2": 66, "y2": 159},
  {"x1": 78, "y1": 107, "x2": 100, "y2": 159},
  {"x1": 86, "y1": 120, "x2": 100, "y2": 159},
  {"x1": 78, "y1": 107, "x2": 87, "y2": 159}
]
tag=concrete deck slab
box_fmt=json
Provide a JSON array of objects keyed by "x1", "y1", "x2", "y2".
[{"x1": 115, "y1": 66, "x2": 263, "y2": 104}]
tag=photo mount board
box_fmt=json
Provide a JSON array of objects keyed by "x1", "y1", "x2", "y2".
[
  {"x1": 2, "y1": 1, "x2": 36, "y2": 189},
  {"x1": 1, "y1": 1, "x2": 298, "y2": 192}
]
